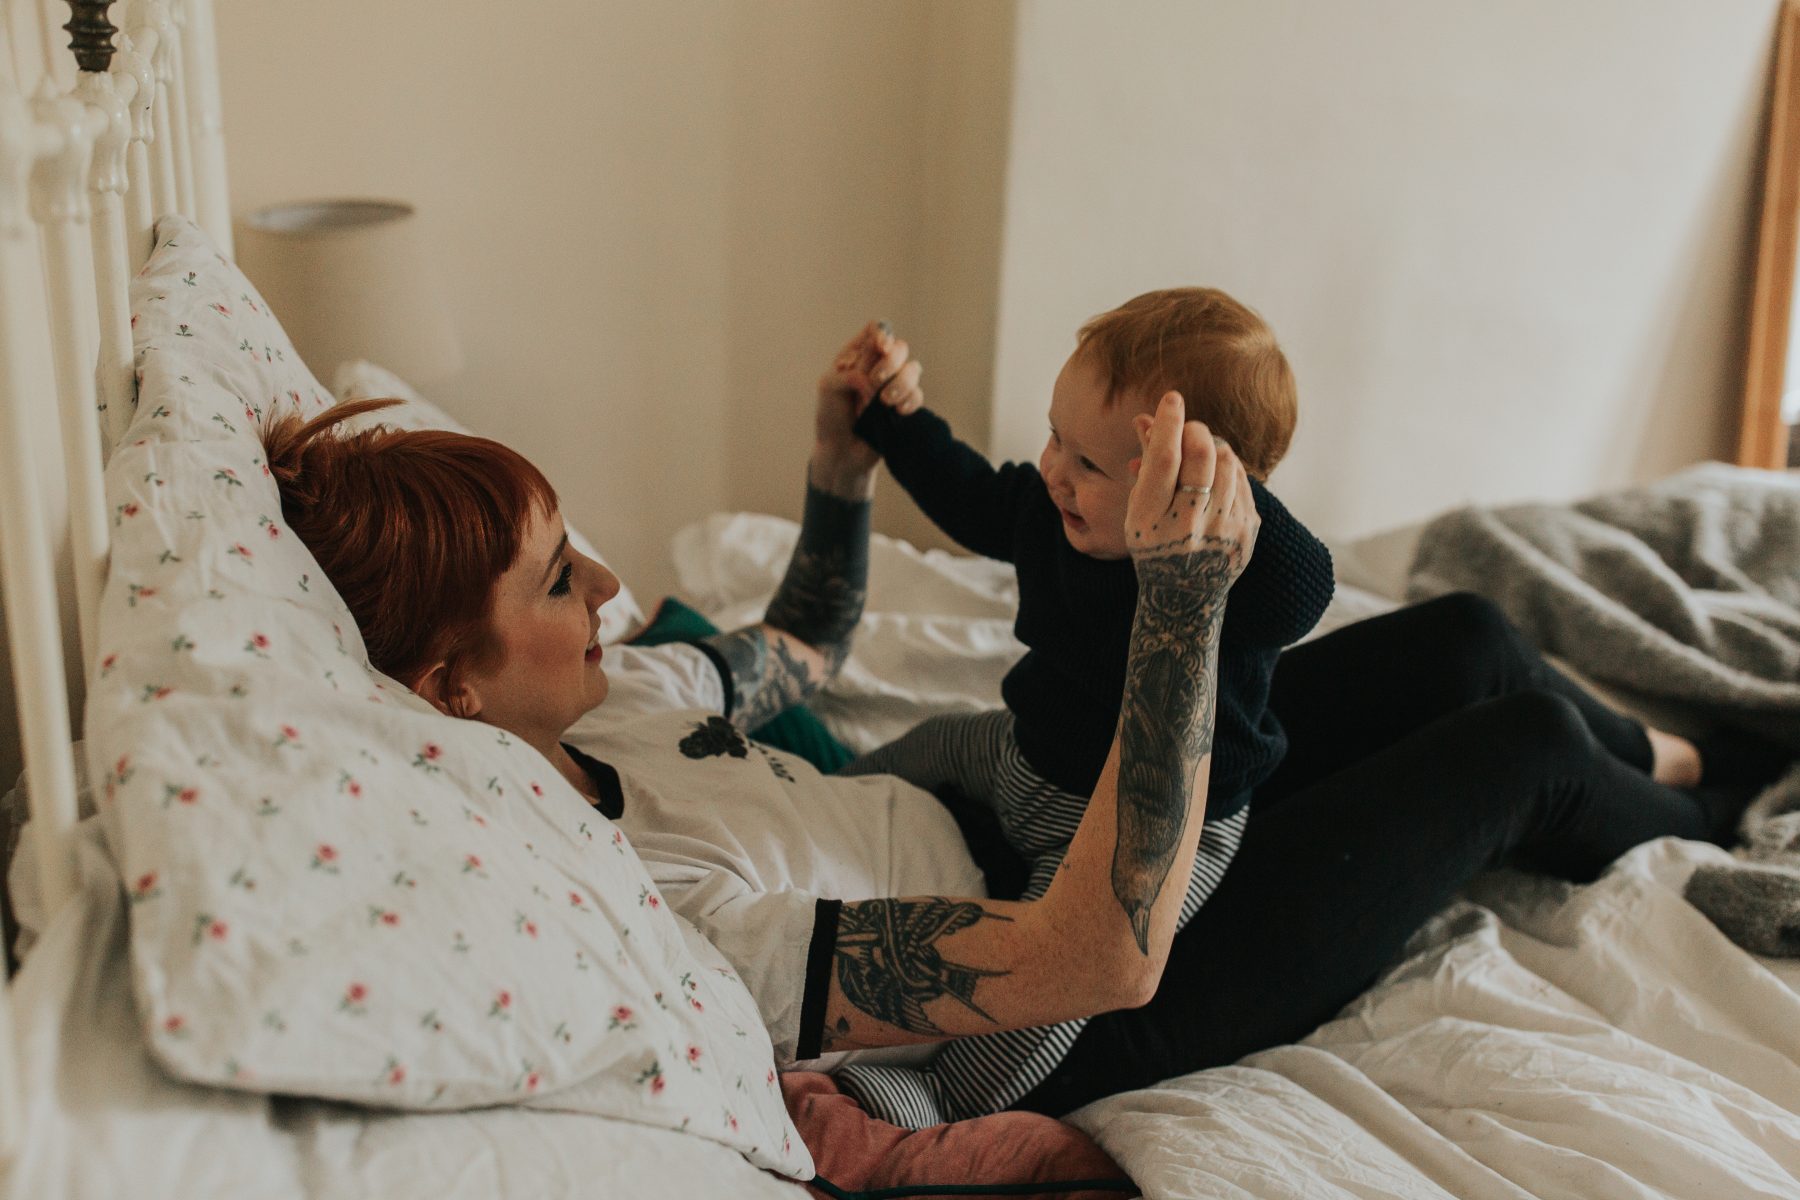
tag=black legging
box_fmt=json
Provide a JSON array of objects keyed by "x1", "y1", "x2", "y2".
[{"x1": 1012, "y1": 592, "x2": 1738, "y2": 1116}]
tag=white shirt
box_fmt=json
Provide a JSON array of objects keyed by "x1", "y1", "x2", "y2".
[{"x1": 562, "y1": 642, "x2": 987, "y2": 1066}]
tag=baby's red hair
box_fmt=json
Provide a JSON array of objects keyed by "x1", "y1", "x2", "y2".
[{"x1": 261, "y1": 398, "x2": 558, "y2": 692}]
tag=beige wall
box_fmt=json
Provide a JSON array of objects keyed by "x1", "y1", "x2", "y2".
[
  {"x1": 989, "y1": 0, "x2": 1779, "y2": 542},
  {"x1": 214, "y1": 0, "x2": 1012, "y2": 598}
]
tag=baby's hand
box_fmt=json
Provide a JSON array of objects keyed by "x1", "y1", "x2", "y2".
[{"x1": 1125, "y1": 392, "x2": 1258, "y2": 597}]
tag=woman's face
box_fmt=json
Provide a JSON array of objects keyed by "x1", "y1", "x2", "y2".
[{"x1": 455, "y1": 504, "x2": 622, "y2": 747}]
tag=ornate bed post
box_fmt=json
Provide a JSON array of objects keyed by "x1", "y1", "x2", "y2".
[
  {"x1": 183, "y1": 0, "x2": 229, "y2": 253},
  {"x1": 117, "y1": 20, "x2": 158, "y2": 268},
  {"x1": 30, "y1": 84, "x2": 107, "y2": 679},
  {"x1": 127, "y1": 1, "x2": 179, "y2": 220},
  {"x1": 69, "y1": 0, "x2": 138, "y2": 450},
  {"x1": 0, "y1": 69, "x2": 85, "y2": 941}
]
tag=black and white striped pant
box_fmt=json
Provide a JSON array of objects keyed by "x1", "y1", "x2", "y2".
[{"x1": 831, "y1": 710, "x2": 1246, "y2": 1128}]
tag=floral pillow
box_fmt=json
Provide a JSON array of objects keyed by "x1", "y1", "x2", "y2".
[
  {"x1": 329, "y1": 358, "x2": 644, "y2": 644},
  {"x1": 88, "y1": 216, "x2": 809, "y2": 1176}
]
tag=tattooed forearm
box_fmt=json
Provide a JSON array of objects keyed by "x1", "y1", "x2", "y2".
[
  {"x1": 829, "y1": 899, "x2": 1013, "y2": 1043},
  {"x1": 1111, "y1": 545, "x2": 1234, "y2": 952},
  {"x1": 763, "y1": 482, "x2": 871, "y2": 673},
  {"x1": 702, "y1": 626, "x2": 822, "y2": 731}
]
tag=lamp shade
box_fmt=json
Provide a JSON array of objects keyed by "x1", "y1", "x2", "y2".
[{"x1": 233, "y1": 200, "x2": 463, "y2": 386}]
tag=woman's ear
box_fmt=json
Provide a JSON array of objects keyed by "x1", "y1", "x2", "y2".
[{"x1": 414, "y1": 662, "x2": 482, "y2": 720}]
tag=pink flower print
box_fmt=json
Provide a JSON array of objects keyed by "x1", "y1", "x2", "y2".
[
  {"x1": 191, "y1": 912, "x2": 225, "y2": 944},
  {"x1": 129, "y1": 871, "x2": 160, "y2": 903},
  {"x1": 113, "y1": 755, "x2": 133, "y2": 784},
  {"x1": 208, "y1": 919, "x2": 228, "y2": 940},
  {"x1": 341, "y1": 982, "x2": 369, "y2": 1014},
  {"x1": 463, "y1": 854, "x2": 484, "y2": 875},
  {"x1": 215, "y1": 467, "x2": 243, "y2": 488},
  {"x1": 258, "y1": 515, "x2": 281, "y2": 540},
  {"x1": 127, "y1": 584, "x2": 157, "y2": 607},
  {"x1": 489, "y1": 990, "x2": 513, "y2": 1019},
  {"x1": 245, "y1": 632, "x2": 271, "y2": 658},
  {"x1": 369, "y1": 906, "x2": 400, "y2": 928},
  {"x1": 638, "y1": 886, "x2": 660, "y2": 910},
  {"x1": 227, "y1": 542, "x2": 253, "y2": 562},
  {"x1": 568, "y1": 891, "x2": 586, "y2": 909},
  {"x1": 517, "y1": 1066, "x2": 542, "y2": 1093},
  {"x1": 274, "y1": 725, "x2": 301, "y2": 750},
  {"x1": 727, "y1": 1113, "x2": 739, "y2": 1133},
  {"x1": 141, "y1": 684, "x2": 174, "y2": 703},
  {"x1": 101, "y1": 653, "x2": 118, "y2": 676},
  {"x1": 161, "y1": 783, "x2": 199, "y2": 808},
  {"x1": 163, "y1": 1014, "x2": 187, "y2": 1037},
  {"x1": 122, "y1": 503, "x2": 139, "y2": 518},
  {"x1": 514, "y1": 912, "x2": 538, "y2": 939},
  {"x1": 529, "y1": 781, "x2": 544, "y2": 797},
  {"x1": 413, "y1": 743, "x2": 444, "y2": 773},
  {"x1": 420, "y1": 1009, "x2": 443, "y2": 1032},
  {"x1": 686, "y1": 1044, "x2": 703, "y2": 1068},
  {"x1": 211, "y1": 302, "x2": 230, "y2": 316},
  {"x1": 312, "y1": 843, "x2": 340, "y2": 873},
  {"x1": 766, "y1": 1068, "x2": 777, "y2": 1087},
  {"x1": 386, "y1": 1059, "x2": 406, "y2": 1086},
  {"x1": 338, "y1": 771, "x2": 363, "y2": 798}
]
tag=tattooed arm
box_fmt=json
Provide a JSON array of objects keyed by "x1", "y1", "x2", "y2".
[
  {"x1": 699, "y1": 450, "x2": 874, "y2": 731},
  {"x1": 814, "y1": 395, "x2": 1260, "y2": 1052}
]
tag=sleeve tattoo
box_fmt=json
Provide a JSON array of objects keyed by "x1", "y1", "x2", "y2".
[
  {"x1": 826, "y1": 898, "x2": 1013, "y2": 1045},
  {"x1": 1111, "y1": 545, "x2": 1233, "y2": 952},
  {"x1": 702, "y1": 481, "x2": 870, "y2": 731}
]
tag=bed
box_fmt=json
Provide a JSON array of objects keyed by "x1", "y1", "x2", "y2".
[{"x1": 4, "y1": 3, "x2": 1800, "y2": 1199}]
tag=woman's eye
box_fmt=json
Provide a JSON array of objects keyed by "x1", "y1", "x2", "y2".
[{"x1": 550, "y1": 562, "x2": 573, "y2": 597}]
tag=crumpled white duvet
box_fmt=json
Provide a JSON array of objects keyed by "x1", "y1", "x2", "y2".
[{"x1": 1069, "y1": 839, "x2": 1800, "y2": 1200}]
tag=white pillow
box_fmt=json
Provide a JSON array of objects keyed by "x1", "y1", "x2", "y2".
[
  {"x1": 330, "y1": 359, "x2": 643, "y2": 644},
  {"x1": 90, "y1": 216, "x2": 807, "y2": 1176}
]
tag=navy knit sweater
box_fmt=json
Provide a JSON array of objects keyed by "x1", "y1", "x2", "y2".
[{"x1": 855, "y1": 402, "x2": 1336, "y2": 819}]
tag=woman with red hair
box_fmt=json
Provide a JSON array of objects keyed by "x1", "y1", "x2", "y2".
[
  {"x1": 263, "y1": 328, "x2": 1775, "y2": 1129},
  {"x1": 263, "y1": 332, "x2": 1258, "y2": 1082}
]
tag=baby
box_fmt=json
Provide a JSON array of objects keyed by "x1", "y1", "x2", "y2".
[{"x1": 827, "y1": 287, "x2": 1337, "y2": 1124}]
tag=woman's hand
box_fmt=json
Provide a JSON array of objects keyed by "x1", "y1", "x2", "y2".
[
  {"x1": 814, "y1": 321, "x2": 922, "y2": 492},
  {"x1": 1126, "y1": 391, "x2": 1258, "y2": 587}
]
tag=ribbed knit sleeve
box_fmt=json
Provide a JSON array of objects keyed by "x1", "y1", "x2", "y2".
[
  {"x1": 854, "y1": 401, "x2": 1039, "y2": 564},
  {"x1": 1227, "y1": 478, "x2": 1336, "y2": 648}
]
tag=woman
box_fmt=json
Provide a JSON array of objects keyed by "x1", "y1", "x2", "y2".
[{"x1": 263, "y1": 330, "x2": 1765, "y2": 1126}]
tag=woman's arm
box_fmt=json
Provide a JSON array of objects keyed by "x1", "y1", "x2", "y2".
[
  {"x1": 818, "y1": 395, "x2": 1260, "y2": 1050},
  {"x1": 699, "y1": 374, "x2": 878, "y2": 731}
]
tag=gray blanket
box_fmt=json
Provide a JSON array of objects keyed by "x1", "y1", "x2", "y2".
[
  {"x1": 1406, "y1": 463, "x2": 1800, "y2": 750},
  {"x1": 1406, "y1": 464, "x2": 1800, "y2": 954}
]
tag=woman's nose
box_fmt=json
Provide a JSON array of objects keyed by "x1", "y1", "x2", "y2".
[{"x1": 589, "y1": 563, "x2": 621, "y2": 606}]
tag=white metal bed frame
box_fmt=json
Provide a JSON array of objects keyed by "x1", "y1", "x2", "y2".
[{"x1": 0, "y1": 0, "x2": 228, "y2": 1160}]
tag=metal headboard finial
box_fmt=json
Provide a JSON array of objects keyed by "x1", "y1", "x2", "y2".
[{"x1": 62, "y1": 0, "x2": 119, "y2": 75}]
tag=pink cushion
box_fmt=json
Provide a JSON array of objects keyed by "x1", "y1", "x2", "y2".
[{"x1": 781, "y1": 1072, "x2": 1134, "y2": 1198}]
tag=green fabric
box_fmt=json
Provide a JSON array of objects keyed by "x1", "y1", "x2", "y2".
[{"x1": 628, "y1": 597, "x2": 855, "y2": 774}]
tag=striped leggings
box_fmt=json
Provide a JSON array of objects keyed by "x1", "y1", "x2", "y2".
[{"x1": 831, "y1": 710, "x2": 1247, "y2": 1128}]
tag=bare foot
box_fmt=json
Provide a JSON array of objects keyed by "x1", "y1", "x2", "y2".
[{"x1": 1647, "y1": 727, "x2": 1702, "y2": 788}]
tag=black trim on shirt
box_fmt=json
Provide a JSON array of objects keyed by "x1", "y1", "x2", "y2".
[
  {"x1": 796, "y1": 897, "x2": 842, "y2": 1061},
  {"x1": 682, "y1": 637, "x2": 737, "y2": 719},
  {"x1": 560, "y1": 742, "x2": 625, "y2": 820}
]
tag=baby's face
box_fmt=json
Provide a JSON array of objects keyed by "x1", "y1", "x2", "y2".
[{"x1": 1040, "y1": 351, "x2": 1149, "y2": 560}]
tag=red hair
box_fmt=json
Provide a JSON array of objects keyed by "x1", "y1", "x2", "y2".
[
  {"x1": 1076, "y1": 287, "x2": 1297, "y2": 477},
  {"x1": 261, "y1": 398, "x2": 558, "y2": 692}
]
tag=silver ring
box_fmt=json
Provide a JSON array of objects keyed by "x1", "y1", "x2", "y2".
[{"x1": 1177, "y1": 485, "x2": 1212, "y2": 497}]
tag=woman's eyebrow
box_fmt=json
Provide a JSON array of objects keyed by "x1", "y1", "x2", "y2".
[{"x1": 540, "y1": 531, "x2": 570, "y2": 584}]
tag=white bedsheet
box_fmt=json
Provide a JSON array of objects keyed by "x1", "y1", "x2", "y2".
[
  {"x1": 10, "y1": 513, "x2": 1799, "y2": 1198},
  {"x1": 1071, "y1": 840, "x2": 1800, "y2": 1199}
]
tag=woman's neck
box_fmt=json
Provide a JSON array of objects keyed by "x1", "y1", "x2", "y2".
[{"x1": 533, "y1": 733, "x2": 599, "y2": 803}]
